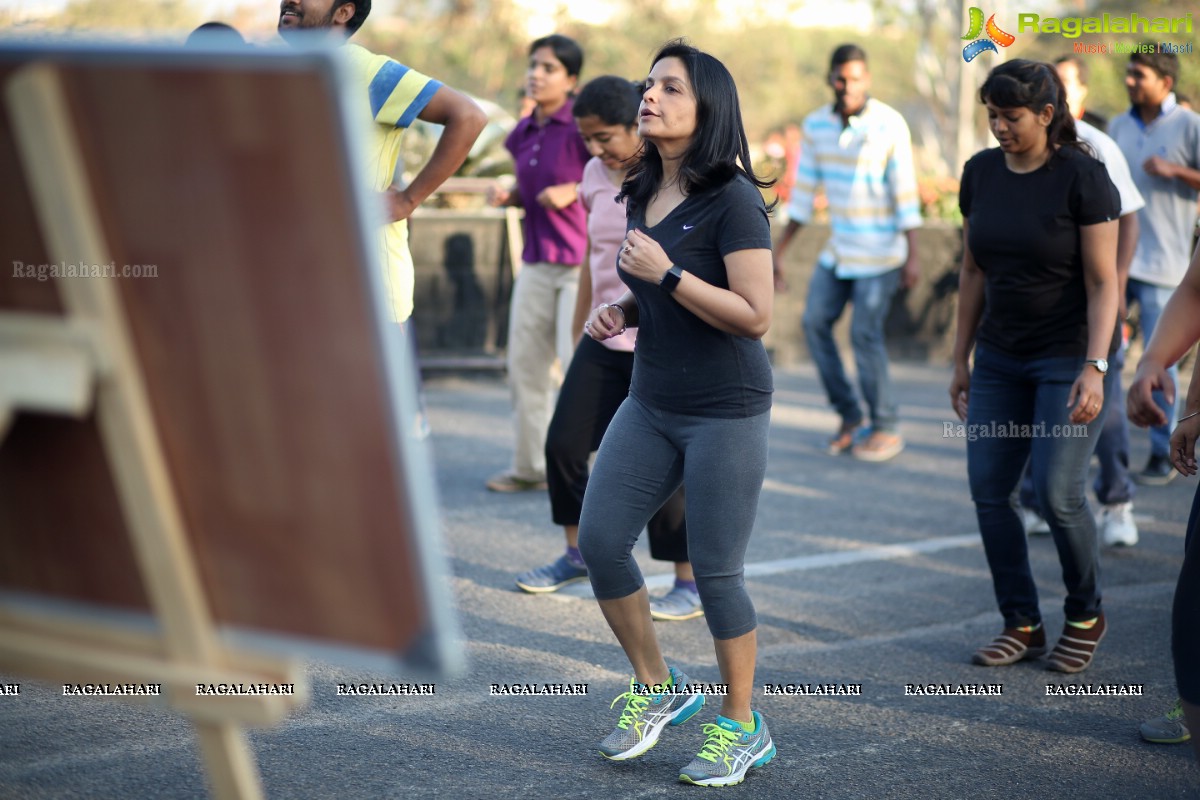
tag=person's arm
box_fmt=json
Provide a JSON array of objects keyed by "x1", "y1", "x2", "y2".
[
  {"x1": 1114, "y1": 211, "x2": 1138, "y2": 320},
  {"x1": 773, "y1": 123, "x2": 818, "y2": 292},
  {"x1": 618, "y1": 227, "x2": 771, "y2": 339},
  {"x1": 901, "y1": 229, "x2": 919, "y2": 290},
  {"x1": 536, "y1": 182, "x2": 581, "y2": 210},
  {"x1": 386, "y1": 85, "x2": 487, "y2": 221},
  {"x1": 1128, "y1": 247, "x2": 1200, "y2": 427},
  {"x1": 571, "y1": 252, "x2": 593, "y2": 341},
  {"x1": 949, "y1": 221, "x2": 984, "y2": 421},
  {"x1": 586, "y1": 291, "x2": 638, "y2": 340},
  {"x1": 889, "y1": 122, "x2": 923, "y2": 291},
  {"x1": 771, "y1": 219, "x2": 803, "y2": 292},
  {"x1": 1142, "y1": 156, "x2": 1200, "y2": 192},
  {"x1": 1069, "y1": 218, "x2": 1119, "y2": 425}
]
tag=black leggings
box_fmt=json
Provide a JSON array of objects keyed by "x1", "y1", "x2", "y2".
[
  {"x1": 545, "y1": 336, "x2": 688, "y2": 563},
  {"x1": 1177, "y1": 485, "x2": 1200, "y2": 704}
]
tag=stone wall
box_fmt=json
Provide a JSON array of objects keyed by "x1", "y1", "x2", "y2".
[{"x1": 407, "y1": 209, "x2": 964, "y2": 369}]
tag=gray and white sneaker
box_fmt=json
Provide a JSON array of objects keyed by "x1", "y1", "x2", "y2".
[
  {"x1": 649, "y1": 584, "x2": 704, "y2": 621},
  {"x1": 679, "y1": 711, "x2": 776, "y2": 787},
  {"x1": 598, "y1": 666, "x2": 705, "y2": 760},
  {"x1": 1139, "y1": 698, "x2": 1191, "y2": 744},
  {"x1": 1099, "y1": 502, "x2": 1139, "y2": 547}
]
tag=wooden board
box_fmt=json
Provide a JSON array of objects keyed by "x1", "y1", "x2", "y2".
[{"x1": 0, "y1": 43, "x2": 458, "y2": 672}]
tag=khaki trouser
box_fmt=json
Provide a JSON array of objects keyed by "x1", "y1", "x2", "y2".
[{"x1": 505, "y1": 261, "x2": 580, "y2": 480}]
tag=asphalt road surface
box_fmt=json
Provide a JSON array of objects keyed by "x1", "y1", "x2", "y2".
[{"x1": 2, "y1": 362, "x2": 1198, "y2": 799}]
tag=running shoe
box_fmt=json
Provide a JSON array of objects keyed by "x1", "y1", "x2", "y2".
[
  {"x1": 598, "y1": 666, "x2": 705, "y2": 760},
  {"x1": 678, "y1": 711, "x2": 776, "y2": 787},
  {"x1": 515, "y1": 555, "x2": 587, "y2": 593},
  {"x1": 1139, "y1": 698, "x2": 1192, "y2": 744},
  {"x1": 649, "y1": 584, "x2": 704, "y2": 621}
]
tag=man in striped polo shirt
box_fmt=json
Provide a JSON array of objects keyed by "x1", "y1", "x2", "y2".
[
  {"x1": 279, "y1": 0, "x2": 486, "y2": 327},
  {"x1": 773, "y1": 43, "x2": 921, "y2": 462}
]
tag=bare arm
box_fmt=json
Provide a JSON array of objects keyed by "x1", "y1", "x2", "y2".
[
  {"x1": 670, "y1": 248, "x2": 774, "y2": 339},
  {"x1": 949, "y1": 221, "x2": 985, "y2": 420},
  {"x1": 571, "y1": 254, "x2": 593, "y2": 341},
  {"x1": 771, "y1": 218, "x2": 804, "y2": 292},
  {"x1": 1064, "y1": 219, "x2": 1119, "y2": 425},
  {"x1": 1115, "y1": 211, "x2": 1138, "y2": 319},
  {"x1": 1128, "y1": 247, "x2": 1200, "y2": 426},
  {"x1": 1144, "y1": 156, "x2": 1200, "y2": 192},
  {"x1": 387, "y1": 86, "x2": 487, "y2": 221}
]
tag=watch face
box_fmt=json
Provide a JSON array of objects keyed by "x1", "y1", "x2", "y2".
[{"x1": 1091, "y1": 358, "x2": 1108, "y2": 373}]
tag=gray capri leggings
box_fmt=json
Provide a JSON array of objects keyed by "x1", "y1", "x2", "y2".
[{"x1": 577, "y1": 394, "x2": 770, "y2": 640}]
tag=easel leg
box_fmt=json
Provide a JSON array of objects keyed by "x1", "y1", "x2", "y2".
[{"x1": 196, "y1": 724, "x2": 266, "y2": 800}]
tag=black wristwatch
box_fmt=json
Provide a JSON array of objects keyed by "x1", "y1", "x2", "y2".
[
  {"x1": 1085, "y1": 358, "x2": 1109, "y2": 375},
  {"x1": 659, "y1": 264, "x2": 683, "y2": 294}
]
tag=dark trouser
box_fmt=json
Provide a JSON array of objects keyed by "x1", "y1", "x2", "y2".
[
  {"x1": 1018, "y1": 346, "x2": 1132, "y2": 509},
  {"x1": 578, "y1": 396, "x2": 769, "y2": 639},
  {"x1": 1177, "y1": 486, "x2": 1200, "y2": 704},
  {"x1": 545, "y1": 336, "x2": 688, "y2": 563},
  {"x1": 967, "y1": 346, "x2": 1105, "y2": 628}
]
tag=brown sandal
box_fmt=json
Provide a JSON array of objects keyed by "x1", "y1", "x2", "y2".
[
  {"x1": 1046, "y1": 614, "x2": 1106, "y2": 673},
  {"x1": 972, "y1": 626, "x2": 1047, "y2": 666}
]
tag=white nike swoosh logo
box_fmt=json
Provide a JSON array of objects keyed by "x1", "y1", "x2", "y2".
[{"x1": 682, "y1": 225, "x2": 694, "y2": 230}]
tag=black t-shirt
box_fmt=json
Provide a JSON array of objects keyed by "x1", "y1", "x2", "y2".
[
  {"x1": 959, "y1": 147, "x2": 1120, "y2": 360},
  {"x1": 622, "y1": 173, "x2": 774, "y2": 418}
]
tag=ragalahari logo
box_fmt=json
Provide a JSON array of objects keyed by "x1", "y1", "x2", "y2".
[{"x1": 962, "y1": 7, "x2": 1016, "y2": 62}]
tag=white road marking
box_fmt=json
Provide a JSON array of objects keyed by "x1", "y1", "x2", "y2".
[{"x1": 554, "y1": 533, "x2": 982, "y2": 599}]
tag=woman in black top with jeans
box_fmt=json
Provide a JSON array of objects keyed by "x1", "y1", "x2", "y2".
[{"x1": 951, "y1": 59, "x2": 1119, "y2": 674}]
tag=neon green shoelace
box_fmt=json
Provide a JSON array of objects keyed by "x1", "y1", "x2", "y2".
[
  {"x1": 695, "y1": 723, "x2": 740, "y2": 763},
  {"x1": 609, "y1": 690, "x2": 651, "y2": 730}
]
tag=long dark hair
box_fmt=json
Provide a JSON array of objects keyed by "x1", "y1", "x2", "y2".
[
  {"x1": 980, "y1": 59, "x2": 1092, "y2": 162},
  {"x1": 618, "y1": 40, "x2": 774, "y2": 215}
]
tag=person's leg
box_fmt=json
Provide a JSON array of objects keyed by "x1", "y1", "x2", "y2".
[
  {"x1": 1027, "y1": 355, "x2": 1108, "y2": 672},
  {"x1": 578, "y1": 397, "x2": 685, "y2": 687},
  {"x1": 517, "y1": 338, "x2": 630, "y2": 592},
  {"x1": 1093, "y1": 345, "x2": 1138, "y2": 546},
  {"x1": 848, "y1": 268, "x2": 902, "y2": 433},
  {"x1": 670, "y1": 409, "x2": 776, "y2": 786},
  {"x1": 1174, "y1": 484, "x2": 1200, "y2": 762},
  {"x1": 966, "y1": 347, "x2": 1041, "y2": 632},
  {"x1": 580, "y1": 399, "x2": 708, "y2": 762},
  {"x1": 497, "y1": 262, "x2": 557, "y2": 486},
  {"x1": 545, "y1": 338, "x2": 631, "y2": 534},
  {"x1": 1130, "y1": 278, "x2": 1178, "y2": 473},
  {"x1": 647, "y1": 487, "x2": 702, "y2": 621},
  {"x1": 801, "y1": 266, "x2": 861, "y2": 440},
  {"x1": 672, "y1": 409, "x2": 770, "y2": 723},
  {"x1": 553, "y1": 265, "x2": 581, "y2": 380}
]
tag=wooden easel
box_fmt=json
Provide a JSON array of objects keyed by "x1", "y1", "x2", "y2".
[{"x1": 0, "y1": 62, "x2": 304, "y2": 800}]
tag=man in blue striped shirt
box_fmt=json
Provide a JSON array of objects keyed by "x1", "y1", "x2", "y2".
[{"x1": 773, "y1": 43, "x2": 922, "y2": 462}]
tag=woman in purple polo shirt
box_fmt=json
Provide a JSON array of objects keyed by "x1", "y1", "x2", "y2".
[{"x1": 487, "y1": 34, "x2": 592, "y2": 493}]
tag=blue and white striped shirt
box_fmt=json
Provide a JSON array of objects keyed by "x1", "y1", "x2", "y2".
[{"x1": 787, "y1": 98, "x2": 922, "y2": 278}]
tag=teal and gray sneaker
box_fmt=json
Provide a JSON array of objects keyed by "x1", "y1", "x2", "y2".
[
  {"x1": 515, "y1": 554, "x2": 587, "y2": 593},
  {"x1": 679, "y1": 711, "x2": 776, "y2": 787},
  {"x1": 598, "y1": 666, "x2": 705, "y2": 760},
  {"x1": 1139, "y1": 698, "x2": 1191, "y2": 744}
]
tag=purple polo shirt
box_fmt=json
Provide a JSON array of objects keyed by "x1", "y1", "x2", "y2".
[{"x1": 505, "y1": 99, "x2": 590, "y2": 266}]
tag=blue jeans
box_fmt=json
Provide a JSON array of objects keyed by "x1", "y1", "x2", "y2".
[
  {"x1": 802, "y1": 265, "x2": 900, "y2": 432},
  {"x1": 1128, "y1": 278, "x2": 1176, "y2": 457},
  {"x1": 1018, "y1": 343, "x2": 1133, "y2": 509},
  {"x1": 578, "y1": 395, "x2": 769, "y2": 640},
  {"x1": 967, "y1": 346, "x2": 1105, "y2": 628}
]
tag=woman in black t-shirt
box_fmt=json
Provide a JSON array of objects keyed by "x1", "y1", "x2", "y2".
[
  {"x1": 951, "y1": 59, "x2": 1120, "y2": 674},
  {"x1": 577, "y1": 41, "x2": 777, "y2": 787}
]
